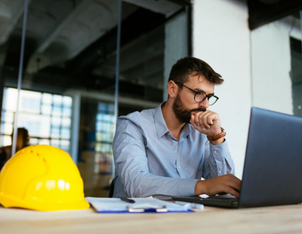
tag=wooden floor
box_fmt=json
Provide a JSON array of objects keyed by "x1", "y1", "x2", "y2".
[{"x1": 77, "y1": 151, "x2": 112, "y2": 197}]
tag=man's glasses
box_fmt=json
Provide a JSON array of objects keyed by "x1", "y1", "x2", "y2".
[{"x1": 175, "y1": 82, "x2": 219, "y2": 106}]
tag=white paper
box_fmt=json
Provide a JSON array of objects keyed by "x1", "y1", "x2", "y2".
[{"x1": 85, "y1": 197, "x2": 192, "y2": 213}]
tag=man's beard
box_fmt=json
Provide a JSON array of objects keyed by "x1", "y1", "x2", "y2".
[{"x1": 172, "y1": 93, "x2": 206, "y2": 123}]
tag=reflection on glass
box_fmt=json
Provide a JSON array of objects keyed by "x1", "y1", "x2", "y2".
[
  {"x1": 29, "y1": 138, "x2": 39, "y2": 145},
  {"x1": 1, "y1": 123, "x2": 12, "y2": 135},
  {"x1": 52, "y1": 106, "x2": 62, "y2": 116},
  {"x1": 2, "y1": 136, "x2": 11, "y2": 146},
  {"x1": 94, "y1": 143, "x2": 112, "y2": 154},
  {"x1": 20, "y1": 90, "x2": 41, "y2": 114},
  {"x1": 41, "y1": 105, "x2": 52, "y2": 115},
  {"x1": 3, "y1": 89, "x2": 18, "y2": 112},
  {"x1": 61, "y1": 128, "x2": 70, "y2": 139},
  {"x1": 63, "y1": 96, "x2": 72, "y2": 108},
  {"x1": 62, "y1": 108, "x2": 71, "y2": 117},
  {"x1": 53, "y1": 95, "x2": 62, "y2": 106},
  {"x1": 0, "y1": 88, "x2": 73, "y2": 152},
  {"x1": 96, "y1": 132, "x2": 102, "y2": 142},
  {"x1": 60, "y1": 140, "x2": 70, "y2": 147},
  {"x1": 39, "y1": 139, "x2": 50, "y2": 145},
  {"x1": 42, "y1": 93, "x2": 52, "y2": 104},
  {"x1": 51, "y1": 117, "x2": 61, "y2": 127},
  {"x1": 51, "y1": 128, "x2": 60, "y2": 137},
  {"x1": 95, "y1": 103, "x2": 115, "y2": 153},
  {"x1": 51, "y1": 139, "x2": 60, "y2": 147},
  {"x1": 61, "y1": 118, "x2": 71, "y2": 127},
  {"x1": 2, "y1": 112, "x2": 14, "y2": 123},
  {"x1": 96, "y1": 122, "x2": 102, "y2": 132}
]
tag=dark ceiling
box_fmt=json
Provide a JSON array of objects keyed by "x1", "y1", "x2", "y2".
[
  {"x1": 0, "y1": 0, "x2": 301, "y2": 102},
  {"x1": 248, "y1": 0, "x2": 302, "y2": 29},
  {"x1": 0, "y1": 0, "x2": 185, "y2": 102}
]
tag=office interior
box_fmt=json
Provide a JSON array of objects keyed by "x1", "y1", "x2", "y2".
[{"x1": 0, "y1": 0, "x2": 301, "y2": 198}]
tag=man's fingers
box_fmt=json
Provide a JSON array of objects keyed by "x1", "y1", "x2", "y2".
[
  {"x1": 190, "y1": 115, "x2": 200, "y2": 129},
  {"x1": 223, "y1": 186, "x2": 240, "y2": 198},
  {"x1": 195, "y1": 174, "x2": 242, "y2": 197},
  {"x1": 223, "y1": 174, "x2": 242, "y2": 192},
  {"x1": 224, "y1": 174, "x2": 241, "y2": 197},
  {"x1": 194, "y1": 111, "x2": 211, "y2": 129},
  {"x1": 191, "y1": 110, "x2": 221, "y2": 134},
  {"x1": 194, "y1": 112, "x2": 202, "y2": 126},
  {"x1": 201, "y1": 112, "x2": 212, "y2": 129}
]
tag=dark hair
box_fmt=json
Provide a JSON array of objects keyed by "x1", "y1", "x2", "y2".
[
  {"x1": 11, "y1": 127, "x2": 29, "y2": 149},
  {"x1": 168, "y1": 56, "x2": 224, "y2": 85}
]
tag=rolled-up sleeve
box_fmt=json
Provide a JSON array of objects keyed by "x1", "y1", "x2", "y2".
[{"x1": 202, "y1": 140, "x2": 235, "y2": 179}]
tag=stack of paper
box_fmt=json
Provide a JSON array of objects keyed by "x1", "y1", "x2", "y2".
[{"x1": 86, "y1": 197, "x2": 194, "y2": 213}]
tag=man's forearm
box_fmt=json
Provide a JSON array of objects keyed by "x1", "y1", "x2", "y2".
[
  {"x1": 202, "y1": 139, "x2": 235, "y2": 179},
  {"x1": 120, "y1": 171, "x2": 199, "y2": 197}
]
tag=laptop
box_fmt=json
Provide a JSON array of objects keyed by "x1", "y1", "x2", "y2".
[{"x1": 172, "y1": 107, "x2": 302, "y2": 208}]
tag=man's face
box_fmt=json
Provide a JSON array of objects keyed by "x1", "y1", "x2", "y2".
[{"x1": 172, "y1": 74, "x2": 215, "y2": 123}]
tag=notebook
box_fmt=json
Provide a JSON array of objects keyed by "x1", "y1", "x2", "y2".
[{"x1": 172, "y1": 107, "x2": 302, "y2": 208}]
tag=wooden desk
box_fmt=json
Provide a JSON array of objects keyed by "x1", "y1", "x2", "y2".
[{"x1": 1, "y1": 204, "x2": 302, "y2": 233}]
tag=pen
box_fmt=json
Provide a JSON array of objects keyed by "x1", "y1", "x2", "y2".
[{"x1": 120, "y1": 197, "x2": 135, "y2": 203}]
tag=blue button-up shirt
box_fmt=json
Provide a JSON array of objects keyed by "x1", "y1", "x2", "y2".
[{"x1": 113, "y1": 103, "x2": 235, "y2": 198}]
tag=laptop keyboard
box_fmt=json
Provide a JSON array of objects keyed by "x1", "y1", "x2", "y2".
[{"x1": 205, "y1": 196, "x2": 238, "y2": 202}]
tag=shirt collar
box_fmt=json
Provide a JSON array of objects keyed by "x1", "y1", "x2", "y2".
[
  {"x1": 180, "y1": 123, "x2": 191, "y2": 141},
  {"x1": 154, "y1": 102, "x2": 191, "y2": 140},
  {"x1": 154, "y1": 102, "x2": 169, "y2": 138}
]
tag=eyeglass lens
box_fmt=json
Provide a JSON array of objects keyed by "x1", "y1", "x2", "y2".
[{"x1": 195, "y1": 93, "x2": 217, "y2": 105}]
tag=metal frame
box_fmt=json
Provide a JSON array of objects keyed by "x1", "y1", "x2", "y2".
[{"x1": 167, "y1": 0, "x2": 192, "y2": 56}]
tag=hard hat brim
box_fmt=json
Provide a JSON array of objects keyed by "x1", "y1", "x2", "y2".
[{"x1": 0, "y1": 192, "x2": 90, "y2": 211}]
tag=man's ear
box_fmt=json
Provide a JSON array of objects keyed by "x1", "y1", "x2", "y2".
[{"x1": 167, "y1": 80, "x2": 178, "y2": 98}]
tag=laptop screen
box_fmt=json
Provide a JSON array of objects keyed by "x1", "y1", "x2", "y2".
[{"x1": 239, "y1": 107, "x2": 302, "y2": 207}]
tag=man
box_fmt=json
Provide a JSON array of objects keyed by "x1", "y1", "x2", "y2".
[
  {"x1": 112, "y1": 56, "x2": 241, "y2": 198},
  {"x1": 0, "y1": 127, "x2": 30, "y2": 170}
]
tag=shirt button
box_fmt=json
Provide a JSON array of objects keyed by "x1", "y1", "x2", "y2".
[{"x1": 214, "y1": 151, "x2": 217, "y2": 154}]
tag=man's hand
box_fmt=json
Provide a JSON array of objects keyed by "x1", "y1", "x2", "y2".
[
  {"x1": 190, "y1": 110, "x2": 224, "y2": 144},
  {"x1": 190, "y1": 110, "x2": 221, "y2": 136},
  {"x1": 195, "y1": 174, "x2": 241, "y2": 198}
]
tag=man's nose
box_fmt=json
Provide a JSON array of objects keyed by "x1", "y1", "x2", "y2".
[{"x1": 199, "y1": 98, "x2": 209, "y2": 109}]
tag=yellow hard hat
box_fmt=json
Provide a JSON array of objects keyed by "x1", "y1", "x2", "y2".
[{"x1": 0, "y1": 145, "x2": 90, "y2": 211}]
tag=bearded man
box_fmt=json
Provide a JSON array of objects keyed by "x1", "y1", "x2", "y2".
[{"x1": 112, "y1": 56, "x2": 241, "y2": 198}]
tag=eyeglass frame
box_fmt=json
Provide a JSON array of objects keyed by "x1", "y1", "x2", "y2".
[{"x1": 174, "y1": 82, "x2": 219, "y2": 106}]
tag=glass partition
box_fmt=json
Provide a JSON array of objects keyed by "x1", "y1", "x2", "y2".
[{"x1": 0, "y1": 0, "x2": 189, "y2": 197}]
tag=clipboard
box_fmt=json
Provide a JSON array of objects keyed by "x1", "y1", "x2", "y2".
[{"x1": 86, "y1": 197, "x2": 194, "y2": 213}]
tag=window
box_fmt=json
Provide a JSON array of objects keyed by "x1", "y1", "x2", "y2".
[{"x1": 0, "y1": 88, "x2": 72, "y2": 153}]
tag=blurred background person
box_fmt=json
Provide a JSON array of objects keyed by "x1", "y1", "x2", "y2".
[{"x1": 0, "y1": 127, "x2": 30, "y2": 170}]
